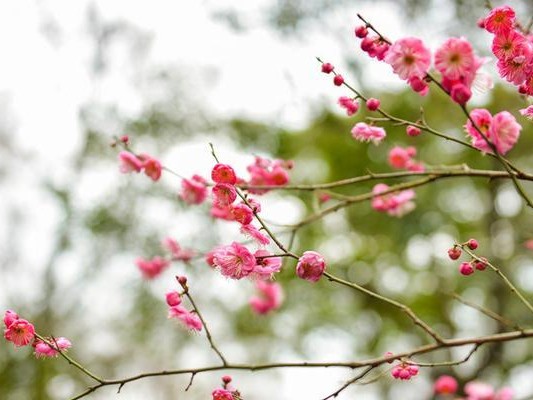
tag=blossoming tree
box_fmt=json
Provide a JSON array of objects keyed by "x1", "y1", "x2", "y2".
[{"x1": 4, "y1": 3, "x2": 533, "y2": 399}]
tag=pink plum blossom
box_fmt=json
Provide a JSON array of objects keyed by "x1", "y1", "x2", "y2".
[
  {"x1": 212, "y1": 163, "x2": 237, "y2": 185},
  {"x1": 180, "y1": 175, "x2": 208, "y2": 205},
  {"x1": 351, "y1": 122, "x2": 386, "y2": 144},
  {"x1": 118, "y1": 151, "x2": 143, "y2": 174},
  {"x1": 252, "y1": 250, "x2": 282, "y2": 279},
  {"x1": 240, "y1": 224, "x2": 270, "y2": 246},
  {"x1": 484, "y1": 6, "x2": 516, "y2": 35},
  {"x1": 4, "y1": 318, "x2": 35, "y2": 347},
  {"x1": 249, "y1": 281, "x2": 283, "y2": 315},
  {"x1": 168, "y1": 306, "x2": 203, "y2": 331},
  {"x1": 34, "y1": 337, "x2": 72, "y2": 358},
  {"x1": 384, "y1": 37, "x2": 431, "y2": 80},
  {"x1": 212, "y1": 183, "x2": 237, "y2": 207},
  {"x1": 135, "y1": 256, "x2": 170, "y2": 279},
  {"x1": 435, "y1": 37, "x2": 476, "y2": 81},
  {"x1": 371, "y1": 184, "x2": 415, "y2": 217},
  {"x1": 212, "y1": 242, "x2": 256, "y2": 279},
  {"x1": 296, "y1": 251, "x2": 326, "y2": 282}
]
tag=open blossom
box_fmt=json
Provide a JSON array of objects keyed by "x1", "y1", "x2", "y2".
[
  {"x1": 4, "y1": 318, "x2": 35, "y2": 347},
  {"x1": 520, "y1": 105, "x2": 533, "y2": 120},
  {"x1": 240, "y1": 224, "x2": 270, "y2": 246},
  {"x1": 434, "y1": 375, "x2": 458, "y2": 394},
  {"x1": 180, "y1": 175, "x2": 208, "y2": 205},
  {"x1": 490, "y1": 111, "x2": 522, "y2": 155},
  {"x1": 118, "y1": 151, "x2": 143, "y2": 173},
  {"x1": 212, "y1": 163, "x2": 237, "y2": 185},
  {"x1": 351, "y1": 122, "x2": 386, "y2": 144},
  {"x1": 252, "y1": 250, "x2": 282, "y2": 279},
  {"x1": 212, "y1": 183, "x2": 237, "y2": 207},
  {"x1": 231, "y1": 203, "x2": 254, "y2": 225},
  {"x1": 491, "y1": 30, "x2": 527, "y2": 61},
  {"x1": 168, "y1": 305, "x2": 202, "y2": 331},
  {"x1": 464, "y1": 108, "x2": 493, "y2": 152},
  {"x1": 435, "y1": 37, "x2": 475, "y2": 81},
  {"x1": 212, "y1": 242, "x2": 256, "y2": 279},
  {"x1": 249, "y1": 281, "x2": 283, "y2": 315},
  {"x1": 34, "y1": 337, "x2": 71, "y2": 358},
  {"x1": 483, "y1": 5, "x2": 516, "y2": 35},
  {"x1": 384, "y1": 37, "x2": 431, "y2": 80},
  {"x1": 135, "y1": 256, "x2": 170, "y2": 279},
  {"x1": 296, "y1": 251, "x2": 326, "y2": 282}
]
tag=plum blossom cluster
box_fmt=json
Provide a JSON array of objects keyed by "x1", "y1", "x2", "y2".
[
  {"x1": 464, "y1": 109, "x2": 522, "y2": 155},
  {"x1": 118, "y1": 151, "x2": 163, "y2": 181},
  {"x1": 481, "y1": 5, "x2": 533, "y2": 96},
  {"x1": 4, "y1": 310, "x2": 71, "y2": 358},
  {"x1": 212, "y1": 375, "x2": 242, "y2": 400},
  {"x1": 371, "y1": 183, "x2": 416, "y2": 217},
  {"x1": 434, "y1": 375, "x2": 514, "y2": 400},
  {"x1": 391, "y1": 361, "x2": 419, "y2": 380},
  {"x1": 135, "y1": 237, "x2": 194, "y2": 279},
  {"x1": 448, "y1": 239, "x2": 488, "y2": 276},
  {"x1": 388, "y1": 145, "x2": 424, "y2": 172}
]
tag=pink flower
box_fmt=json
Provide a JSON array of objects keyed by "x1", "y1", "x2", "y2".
[
  {"x1": 451, "y1": 83, "x2": 472, "y2": 104},
  {"x1": 490, "y1": 111, "x2": 522, "y2": 155},
  {"x1": 180, "y1": 175, "x2": 208, "y2": 205},
  {"x1": 351, "y1": 123, "x2": 386, "y2": 144},
  {"x1": 246, "y1": 156, "x2": 292, "y2": 193},
  {"x1": 231, "y1": 203, "x2": 254, "y2": 225},
  {"x1": 464, "y1": 381, "x2": 495, "y2": 400},
  {"x1": 296, "y1": 251, "x2": 326, "y2": 282},
  {"x1": 388, "y1": 146, "x2": 415, "y2": 169},
  {"x1": 212, "y1": 389, "x2": 234, "y2": 400},
  {"x1": 118, "y1": 151, "x2": 143, "y2": 174},
  {"x1": 464, "y1": 108, "x2": 493, "y2": 153},
  {"x1": 34, "y1": 337, "x2": 71, "y2": 358},
  {"x1": 3, "y1": 310, "x2": 18, "y2": 328},
  {"x1": 250, "y1": 281, "x2": 283, "y2": 315},
  {"x1": 492, "y1": 30, "x2": 527, "y2": 61},
  {"x1": 212, "y1": 242, "x2": 256, "y2": 279},
  {"x1": 4, "y1": 318, "x2": 35, "y2": 347},
  {"x1": 240, "y1": 224, "x2": 270, "y2": 246},
  {"x1": 366, "y1": 98, "x2": 380, "y2": 111},
  {"x1": 165, "y1": 291, "x2": 181, "y2": 307},
  {"x1": 497, "y1": 52, "x2": 532, "y2": 86},
  {"x1": 520, "y1": 105, "x2": 533, "y2": 120},
  {"x1": 435, "y1": 37, "x2": 476, "y2": 81},
  {"x1": 384, "y1": 37, "x2": 431, "y2": 80},
  {"x1": 162, "y1": 237, "x2": 195, "y2": 262},
  {"x1": 168, "y1": 306, "x2": 202, "y2": 331},
  {"x1": 434, "y1": 375, "x2": 458, "y2": 394},
  {"x1": 252, "y1": 250, "x2": 282, "y2": 279},
  {"x1": 391, "y1": 362, "x2": 419, "y2": 380},
  {"x1": 406, "y1": 125, "x2": 422, "y2": 136},
  {"x1": 141, "y1": 156, "x2": 162, "y2": 182},
  {"x1": 212, "y1": 163, "x2": 237, "y2": 185},
  {"x1": 135, "y1": 256, "x2": 170, "y2": 279},
  {"x1": 496, "y1": 387, "x2": 514, "y2": 400},
  {"x1": 371, "y1": 184, "x2": 415, "y2": 217},
  {"x1": 408, "y1": 76, "x2": 429, "y2": 95},
  {"x1": 484, "y1": 5, "x2": 516, "y2": 34},
  {"x1": 338, "y1": 96, "x2": 359, "y2": 116},
  {"x1": 212, "y1": 183, "x2": 237, "y2": 207}
]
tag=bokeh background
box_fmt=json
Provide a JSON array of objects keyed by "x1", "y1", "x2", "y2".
[{"x1": 1, "y1": 0, "x2": 533, "y2": 399}]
